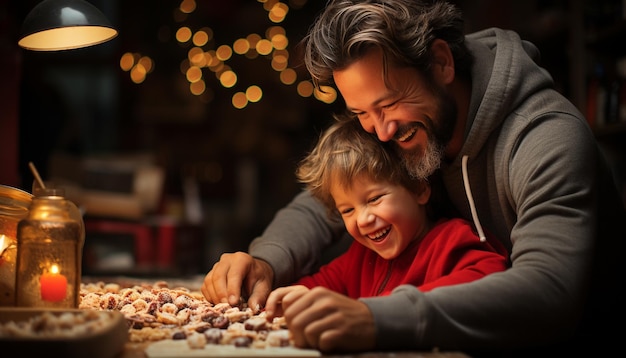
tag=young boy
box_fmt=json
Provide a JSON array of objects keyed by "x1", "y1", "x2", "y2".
[{"x1": 265, "y1": 119, "x2": 508, "y2": 313}]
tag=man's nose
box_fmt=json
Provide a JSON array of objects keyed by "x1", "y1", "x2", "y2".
[{"x1": 360, "y1": 112, "x2": 396, "y2": 142}]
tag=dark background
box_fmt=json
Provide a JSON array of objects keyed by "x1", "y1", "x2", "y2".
[{"x1": 1, "y1": 0, "x2": 624, "y2": 276}]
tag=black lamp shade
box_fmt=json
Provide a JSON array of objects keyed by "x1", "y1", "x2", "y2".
[{"x1": 18, "y1": 0, "x2": 118, "y2": 51}]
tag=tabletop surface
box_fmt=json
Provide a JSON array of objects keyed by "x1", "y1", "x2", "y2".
[
  {"x1": 83, "y1": 277, "x2": 471, "y2": 358},
  {"x1": 120, "y1": 342, "x2": 471, "y2": 358}
]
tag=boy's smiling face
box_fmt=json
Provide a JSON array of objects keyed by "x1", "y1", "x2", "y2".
[{"x1": 331, "y1": 174, "x2": 431, "y2": 260}]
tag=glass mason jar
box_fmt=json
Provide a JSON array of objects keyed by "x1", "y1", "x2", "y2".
[
  {"x1": 15, "y1": 187, "x2": 84, "y2": 308},
  {"x1": 0, "y1": 185, "x2": 32, "y2": 306}
]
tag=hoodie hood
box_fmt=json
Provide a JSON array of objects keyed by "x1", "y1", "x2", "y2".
[
  {"x1": 442, "y1": 28, "x2": 561, "y2": 246},
  {"x1": 458, "y1": 28, "x2": 555, "y2": 163}
]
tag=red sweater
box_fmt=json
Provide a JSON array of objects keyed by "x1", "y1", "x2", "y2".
[{"x1": 296, "y1": 218, "x2": 509, "y2": 297}]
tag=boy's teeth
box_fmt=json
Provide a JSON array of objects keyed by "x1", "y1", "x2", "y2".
[{"x1": 368, "y1": 227, "x2": 390, "y2": 240}]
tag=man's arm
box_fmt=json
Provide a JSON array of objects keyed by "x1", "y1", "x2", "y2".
[
  {"x1": 363, "y1": 117, "x2": 611, "y2": 351},
  {"x1": 249, "y1": 189, "x2": 347, "y2": 287}
]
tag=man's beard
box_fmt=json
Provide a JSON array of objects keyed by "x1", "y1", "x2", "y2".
[
  {"x1": 401, "y1": 139, "x2": 445, "y2": 180},
  {"x1": 399, "y1": 90, "x2": 457, "y2": 180}
]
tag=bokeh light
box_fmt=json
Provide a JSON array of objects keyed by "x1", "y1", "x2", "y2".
[
  {"x1": 232, "y1": 92, "x2": 248, "y2": 109},
  {"x1": 120, "y1": 1, "x2": 337, "y2": 108},
  {"x1": 219, "y1": 70, "x2": 237, "y2": 88},
  {"x1": 246, "y1": 85, "x2": 263, "y2": 102},
  {"x1": 279, "y1": 68, "x2": 297, "y2": 85},
  {"x1": 176, "y1": 26, "x2": 192, "y2": 43},
  {"x1": 297, "y1": 81, "x2": 314, "y2": 97}
]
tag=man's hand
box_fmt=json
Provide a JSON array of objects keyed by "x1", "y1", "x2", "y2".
[
  {"x1": 201, "y1": 252, "x2": 274, "y2": 312},
  {"x1": 268, "y1": 286, "x2": 376, "y2": 353}
]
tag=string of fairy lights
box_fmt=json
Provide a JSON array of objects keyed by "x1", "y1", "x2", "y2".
[{"x1": 118, "y1": 0, "x2": 337, "y2": 109}]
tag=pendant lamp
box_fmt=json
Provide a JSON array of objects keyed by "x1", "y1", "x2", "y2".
[{"x1": 18, "y1": 0, "x2": 118, "y2": 51}]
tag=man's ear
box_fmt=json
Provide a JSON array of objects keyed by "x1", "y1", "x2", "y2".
[{"x1": 430, "y1": 39, "x2": 455, "y2": 85}]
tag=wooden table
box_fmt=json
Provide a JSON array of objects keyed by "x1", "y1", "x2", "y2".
[
  {"x1": 83, "y1": 277, "x2": 470, "y2": 358},
  {"x1": 119, "y1": 342, "x2": 471, "y2": 358}
]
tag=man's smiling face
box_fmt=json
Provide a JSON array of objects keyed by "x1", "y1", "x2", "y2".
[{"x1": 333, "y1": 47, "x2": 456, "y2": 179}]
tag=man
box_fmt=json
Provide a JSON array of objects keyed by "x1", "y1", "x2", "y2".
[{"x1": 202, "y1": 0, "x2": 625, "y2": 355}]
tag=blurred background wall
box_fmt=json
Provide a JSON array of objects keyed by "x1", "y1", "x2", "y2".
[{"x1": 1, "y1": 0, "x2": 623, "y2": 277}]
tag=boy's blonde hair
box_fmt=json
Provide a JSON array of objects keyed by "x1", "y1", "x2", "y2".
[{"x1": 297, "y1": 118, "x2": 420, "y2": 216}]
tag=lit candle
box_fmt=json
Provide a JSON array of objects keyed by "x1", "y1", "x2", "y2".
[{"x1": 40, "y1": 264, "x2": 67, "y2": 302}]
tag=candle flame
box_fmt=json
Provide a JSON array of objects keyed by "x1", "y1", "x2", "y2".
[{"x1": 50, "y1": 264, "x2": 60, "y2": 274}]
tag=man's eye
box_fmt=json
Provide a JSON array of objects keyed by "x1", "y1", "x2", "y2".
[{"x1": 382, "y1": 101, "x2": 399, "y2": 109}]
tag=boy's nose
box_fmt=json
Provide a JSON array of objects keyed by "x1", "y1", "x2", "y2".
[{"x1": 357, "y1": 209, "x2": 375, "y2": 227}]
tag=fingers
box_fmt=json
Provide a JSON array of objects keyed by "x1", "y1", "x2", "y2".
[
  {"x1": 247, "y1": 280, "x2": 271, "y2": 313},
  {"x1": 297, "y1": 311, "x2": 338, "y2": 350},
  {"x1": 200, "y1": 269, "x2": 215, "y2": 302},
  {"x1": 265, "y1": 285, "x2": 309, "y2": 319},
  {"x1": 201, "y1": 261, "x2": 227, "y2": 303},
  {"x1": 200, "y1": 252, "x2": 275, "y2": 311},
  {"x1": 285, "y1": 289, "x2": 329, "y2": 349},
  {"x1": 283, "y1": 287, "x2": 376, "y2": 352},
  {"x1": 265, "y1": 287, "x2": 288, "y2": 319},
  {"x1": 245, "y1": 259, "x2": 275, "y2": 312},
  {"x1": 225, "y1": 260, "x2": 248, "y2": 306},
  {"x1": 201, "y1": 252, "x2": 248, "y2": 305}
]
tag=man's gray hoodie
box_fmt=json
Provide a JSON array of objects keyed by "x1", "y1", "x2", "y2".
[{"x1": 249, "y1": 28, "x2": 626, "y2": 353}]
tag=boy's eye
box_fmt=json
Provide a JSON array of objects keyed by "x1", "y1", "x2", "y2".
[
  {"x1": 368, "y1": 195, "x2": 383, "y2": 204},
  {"x1": 340, "y1": 207, "x2": 354, "y2": 215}
]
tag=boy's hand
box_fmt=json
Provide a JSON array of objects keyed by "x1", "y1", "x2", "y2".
[
  {"x1": 265, "y1": 285, "x2": 310, "y2": 320},
  {"x1": 272, "y1": 286, "x2": 376, "y2": 352}
]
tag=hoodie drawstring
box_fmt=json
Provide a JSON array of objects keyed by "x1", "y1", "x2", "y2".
[{"x1": 462, "y1": 155, "x2": 486, "y2": 242}]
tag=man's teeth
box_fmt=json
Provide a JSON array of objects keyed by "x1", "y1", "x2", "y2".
[
  {"x1": 368, "y1": 227, "x2": 390, "y2": 240},
  {"x1": 398, "y1": 127, "x2": 417, "y2": 142}
]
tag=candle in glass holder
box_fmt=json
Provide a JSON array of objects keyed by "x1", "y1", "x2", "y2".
[
  {"x1": 16, "y1": 187, "x2": 83, "y2": 308},
  {"x1": 40, "y1": 264, "x2": 67, "y2": 302}
]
